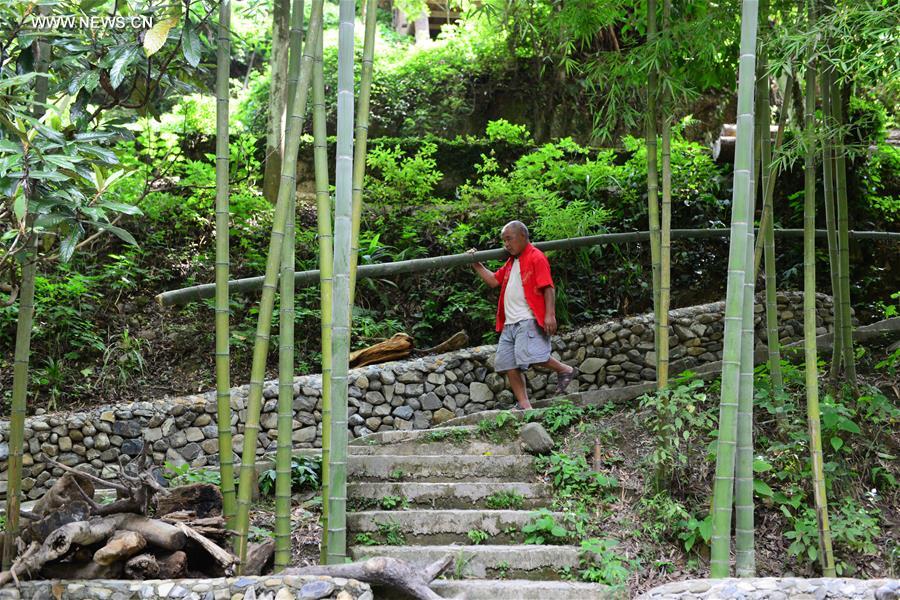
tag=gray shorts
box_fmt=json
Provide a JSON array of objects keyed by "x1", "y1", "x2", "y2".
[{"x1": 494, "y1": 319, "x2": 552, "y2": 372}]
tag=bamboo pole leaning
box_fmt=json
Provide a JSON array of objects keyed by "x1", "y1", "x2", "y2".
[
  {"x1": 326, "y1": 0, "x2": 356, "y2": 564},
  {"x1": 274, "y1": 0, "x2": 306, "y2": 570},
  {"x1": 213, "y1": 0, "x2": 237, "y2": 532},
  {"x1": 312, "y1": 20, "x2": 335, "y2": 563},
  {"x1": 348, "y1": 0, "x2": 379, "y2": 306},
  {"x1": 802, "y1": 12, "x2": 836, "y2": 574},
  {"x1": 156, "y1": 228, "x2": 900, "y2": 307},
  {"x1": 233, "y1": 0, "x2": 324, "y2": 568},
  {"x1": 710, "y1": 0, "x2": 758, "y2": 579}
]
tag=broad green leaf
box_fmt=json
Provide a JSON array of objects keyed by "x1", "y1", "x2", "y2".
[
  {"x1": 13, "y1": 191, "x2": 27, "y2": 221},
  {"x1": 59, "y1": 229, "x2": 82, "y2": 263},
  {"x1": 93, "y1": 222, "x2": 138, "y2": 246},
  {"x1": 183, "y1": 26, "x2": 201, "y2": 67},
  {"x1": 753, "y1": 458, "x2": 773, "y2": 473},
  {"x1": 550, "y1": 525, "x2": 567, "y2": 537},
  {"x1": 110, "y1": 46, "x2": 140, "y2": 89},
  {"x1": 143, "y1": 17, "x2": 178, "y2": 57},
  {"x1": 837, "y1": 419, "x2": 860, "y2": 434},
  {"x1": 99, "y1": 201, "x2": 142, "y2": 215},
  {"x1": 698, "y1": 516, "x2": 712, "y2": 542},
  {"x1": 0, "y1": 140, "x2": 21, "y2": 153},
  {"x1": 753, "y1": 479, "x2": 774, "y2": 497},
  {"x1": 830, "y1": 436, "x2": 844, "y2": 451},
  {"x1": 807, "y1": 545, "x2": 817, "y2": 561}
]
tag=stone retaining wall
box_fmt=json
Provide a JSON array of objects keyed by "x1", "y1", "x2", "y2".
[
  {"x1": 0, "y1": 575, "x2": 371, "y2": 600},
  {"x1": 0, "y1": 292, "x2": 837, "y2": 501},
  {"x1": 638, "y1": 577, "x2": 898, "y2": 599}
]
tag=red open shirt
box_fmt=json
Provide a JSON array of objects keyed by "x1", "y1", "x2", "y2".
[{"x1": 492, "y1": 243, "x2": 555, "y2": 332}]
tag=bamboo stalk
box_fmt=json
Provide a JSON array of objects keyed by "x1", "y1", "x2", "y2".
[
  {"x1": 752, "y1": 74, "x2": 792, "y2": 279},
  {"x1": 274, "y1": 192, "x2": 296, "y2": 571},
  {"x1": 2, "y1": 241, "x2": 37, "y2": 570},
  {"x1": 312, "y1": 20, "x2": 335, "y2": 563},
  {"x1": 157, "y1": 228, "x2": 900, "y2": 306},
  {"x1": 263, "y1": 0, "x2": 292, "y2": 203},
  {"x1": 647, "y1": 0, "x2": 662, "y2": 360},
  {"x1": 803, "y1": 11, "x2": 836, "y2": 574},
  {"x1": 762, "y1": 77, "x2": 790, "y2": 401},
  {"x1": 657, "y1": 0, "x2": 672, "y2": 391},
  {"x1": 274, "y1": 0, "x2": 305, "y2": 569},
  {"x1": 214, "y1": 0, "x2": 237, "y2": 533},
  {"x1": 326, "y1": 0, "x2": 355, "y2": 564},
  {"x1": 348, "y1": 0, "x2": 379, "y2": 306},
  {"x1": 710, "y1": 0, "x2": 759, "y2": 579},
  {"x1": 233, "y1": 0, "x2": 324, "y2": 568},
  {"x1": 820, "y1": 66, "x2": 844, "y2": 379},
  {"x1": 832, "y1": 80, "x2": 857, "y2": 390}
]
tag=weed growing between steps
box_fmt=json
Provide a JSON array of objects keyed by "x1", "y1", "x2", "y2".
[
  {"x1": 348, "y1": 495, "x2": 411, "y2": 511},
  {"x1": 485, "y1": 490, "x2": 525, "y2": 509},
  {"x1": 528, "y1": 355, "x2": 899, "y2": 595}
]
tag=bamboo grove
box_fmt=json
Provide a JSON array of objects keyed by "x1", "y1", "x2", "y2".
[{"x1": 2, "y1": 0, "x2": 890, "y2": 578}]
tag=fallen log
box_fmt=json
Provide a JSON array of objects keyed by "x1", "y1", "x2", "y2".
[
  {"x1": 157, "y1": 550, "x2": 188, "y2": 578},
  {"x1": 350, "y1": 333, "x2": 414, "y2": 367},
  {"x1": 412, "y1": 330, "x2": 469, "y2": 357},
  {"x1": 125, "y1": 552, "x2": 160, "y2": 579},
  {"x1": 31, "y1": 472, "x2": 95, "y2": 517},
  {"x1": 242, "y1": 540, "x2": 275, "y2": 576},
  {"x1": 156, "y1": 483, "x2": 223, "y2": 518},
  {"x1": 173, "y1": 522, "x2": 236, "y2": 573},
  {"x1": 285, "y1": 554, "x2": 454, "y2": 600},
  {"x1": 93, "y1": 530, "x2": 147, "y2": 566},
  {"x1": 0, "y1": 517, "x2": 119, "y2": 586},
  {"x1": 114, "y1": 514, "x2": 186, "y2": 552}
]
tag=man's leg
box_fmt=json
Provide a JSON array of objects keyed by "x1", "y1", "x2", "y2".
[
  {"x1": 535, "y1": 356, "x2": 574, "y2": 376},
  {"x1": 504, "y1": 368, "x2": 532, "y2": 410}
]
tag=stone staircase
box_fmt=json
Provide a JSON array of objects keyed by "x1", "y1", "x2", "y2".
[{"x1": 342, "y1": 423, "x2": 614, "y2": 599}]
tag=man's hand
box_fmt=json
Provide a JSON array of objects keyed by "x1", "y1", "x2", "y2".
[
  {"x1": 544, "y1": 314, "x2": 557, "y2": 336},
  {"x1": 466, "y1": 248, "x2": 477, "y2": 269}
]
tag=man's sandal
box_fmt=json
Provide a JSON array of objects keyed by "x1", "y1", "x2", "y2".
[{"x1": 555, "y1": 367, "x2": 578, "y2": 394}]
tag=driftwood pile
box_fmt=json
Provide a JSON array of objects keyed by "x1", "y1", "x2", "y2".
[{"x1": 0, "y1": 447, "x2": 274, "y2": 585}]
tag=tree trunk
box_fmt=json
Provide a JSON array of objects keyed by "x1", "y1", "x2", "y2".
[
  {"x1": 263, "y1": 0, "x2": 292, "y2": 203},
  {"x1": 233, "y1": 0, "x2": 324, "y2": 568},
  {"x1": 214, "y1": 0, "x2": 237, "y2": 533},
  {"x1": 326, "y1": 0, "x2": 355, "y2": 564},
  {"x1": 710, "y1": 0, "x2": 759, "y2": 579}
]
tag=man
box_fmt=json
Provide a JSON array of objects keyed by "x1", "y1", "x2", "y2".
[{"x1": 467, "y1": 221, "x2": 577, "y2": 410}]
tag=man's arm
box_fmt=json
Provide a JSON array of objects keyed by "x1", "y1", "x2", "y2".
[
  {"x1": 467, "y1": 248, "x2": 500, "y2": 288},
  {"x1": 543, "y1": 286, "x2": 558, "y2": 336},
  {"x1": 471, "y1": 262, "x2": 500, "y2": 288}
]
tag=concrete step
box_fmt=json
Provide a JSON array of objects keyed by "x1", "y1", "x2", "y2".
[
  {"x1": 347, "y1": 509, "x2": 560, "y2": 545},
  {"x1": 435, "y1": 409, "x2": 535, "y2": 429},
  {"x1": 349, "y1": 428, "x2": 523, "y2": 456},
  {"x1": 348, "y1": 481, "x2": 551, "y2": 510},
  {"x1": 431, "y1": 579, "x2": 614, "y2": 600},
  {"x1": 349, "y1": 544, "x2": 581, "y2": 580},
  {"x1": 347, "y1": 454, "x2": 535, "y2": 483}
]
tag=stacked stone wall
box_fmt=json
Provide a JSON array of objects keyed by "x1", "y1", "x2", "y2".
[{"x1": 0, "y1": 292, "x2": 837, "y2": 501}]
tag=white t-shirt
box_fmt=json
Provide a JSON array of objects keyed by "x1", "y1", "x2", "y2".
[{"x1": 504, "y1": 259, "x2": 535, "y2": 325}]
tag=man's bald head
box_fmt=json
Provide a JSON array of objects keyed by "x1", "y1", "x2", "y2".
[
  {"x1": 500, "y1": 221, "x2": 530, "y2": 256},
  {"x1": 502, "y1": 221, "x2": 529, "y2": 239}
]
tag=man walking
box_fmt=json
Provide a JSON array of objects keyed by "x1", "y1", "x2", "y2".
[{"x1": 468, "y1": 221, "x2": 577, "y2": 410}]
